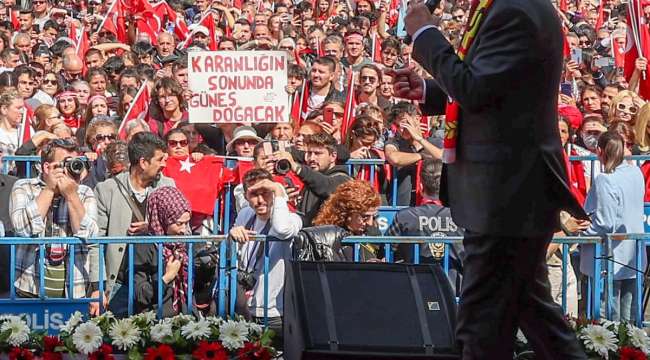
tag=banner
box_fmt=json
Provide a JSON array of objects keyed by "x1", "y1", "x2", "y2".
[{"x1": 188, "y1": 51, "x2": 289, "y2": 123}]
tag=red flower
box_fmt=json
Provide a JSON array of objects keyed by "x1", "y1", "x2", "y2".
[
  {"x1": 144, "y1": 344, "x2": 176, "y2": 360},
  {"x1": 8, "y1": 347, "x2": 33, "y2": 360},
  {"x1": 192, "y1": 341, "x2": 228, "y2": 360},
  {"x1": 237, "y1": 342, "x2": 271, "y2": 360},
  {"x1": 43, "y1": 336, "x2": 62, "y2": 352},
  {"x1": 42, "y1": 352, "x2": 63, "y2": 360},
  {"x1": 620, "y1": 346, "x2": 646, "y2": 360},
  {"x1": 88, "y1": 344, "x2": 115, "y2": 360}
]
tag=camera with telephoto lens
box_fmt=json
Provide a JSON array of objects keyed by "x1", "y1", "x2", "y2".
[
  {"x1": 61, "y1": 157, "x2": 88, "y2": 177},
  {"x1": 270, "y1": 140, "x2": 291, "y2": 175}
]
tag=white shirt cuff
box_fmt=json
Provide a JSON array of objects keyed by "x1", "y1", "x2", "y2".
[{"x1": 412, "y1": 25, "x2": 435, "y2": 44}]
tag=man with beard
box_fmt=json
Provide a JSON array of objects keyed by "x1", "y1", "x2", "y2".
[
  {"x1": 274, "y1": 133, "x2": 350, "y2": 227},
  {"x1": 94, "y1": 132, "x2": 175, "y2": 298}
]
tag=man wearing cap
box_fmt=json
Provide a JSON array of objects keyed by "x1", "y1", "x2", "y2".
[
  {"x1": 189, "y1": 25, "x2": 210, "y2": 48},
  {"x1": 341, "y1": 30, "x2": 372, "y2": 72},
  {"x1": 226, "y1": 126, "x2": 263, "y2": 158}
]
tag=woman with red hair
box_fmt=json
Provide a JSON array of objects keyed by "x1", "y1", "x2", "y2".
[{"x1": 295, "y1": 180, "x2": 381, "y2": 262}]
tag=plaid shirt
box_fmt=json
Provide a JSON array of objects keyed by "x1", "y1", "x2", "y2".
[{"x1": 9, "y1": 177, "x2": 100, "y2": 298}]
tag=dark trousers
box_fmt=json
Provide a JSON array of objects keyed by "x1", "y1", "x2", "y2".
[{"x1": 456, "y1": 231, "x2": 587, "y2": 360}]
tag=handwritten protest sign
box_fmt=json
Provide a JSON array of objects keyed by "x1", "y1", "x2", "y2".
[{"x1": 188, "y1": 51, "x2": 289, "y2": 123}]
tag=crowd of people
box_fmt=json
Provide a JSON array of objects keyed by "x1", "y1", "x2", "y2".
[{"x1": 0, "y1": 0, "x2": 646, "y2": 339}]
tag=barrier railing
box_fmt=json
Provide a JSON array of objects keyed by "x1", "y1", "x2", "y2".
[
  {"x1": 0, "y1": 235, "x2": 239, "y2": 331},
  {"x1": 1, "y1": 155, "x2": 40, "y2": 177}
]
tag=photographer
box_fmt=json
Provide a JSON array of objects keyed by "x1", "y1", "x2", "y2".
[
  {"x1": 9, "y1": 138, "x2": 103, "y2": 314},
  {"x1": 233, "y1": 140, "x2": 303, "y2": 213},
  {"x1": 230, "y1": 168, "x2": 302, "y2": 344}
]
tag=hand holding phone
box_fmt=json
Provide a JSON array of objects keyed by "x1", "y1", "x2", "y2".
[{"x1": 323, "y1": 107, "x2": 334, "y2": 125}]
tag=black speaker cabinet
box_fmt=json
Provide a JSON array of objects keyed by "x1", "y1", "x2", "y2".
[{"x1": 284, "y1": 261, "x2": 459, "y2": 359}]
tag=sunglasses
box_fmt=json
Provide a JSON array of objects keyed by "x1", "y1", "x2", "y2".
[
  {"x1": 95, "y1": 134, "x2": 116, "y2": 142},
  {"x1": 616, "y1": 103, "x2": 638, "y2": 115},
  {"x1": 43, "y1": 79, "x2": 57, "y2": 85},
  {"x1": 168, "y1": 139, "x2": 188, "y2": 147},
  {"x1": 361, "y1": 76, "x2": 377, "y2": 83}
]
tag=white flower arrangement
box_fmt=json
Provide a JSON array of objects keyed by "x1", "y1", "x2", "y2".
[
  {"x1": 580, "y1": 324, "x2": 618, "y2": 359},
  {"x1": 109, "y1": 318, "x2": 141, "y2": 351},
  {"x1": 219, "y1": 320, "x2": 250, "y2": 350},
  {"x1": 0, "y1": 312, "x2": 275, "y2": 358},
  {"x1": 0, "y1": 316, "x2": 29, "y2": 347},
  {"x1": 71, "y1": 322, "x2": 104, "y2": 354}
]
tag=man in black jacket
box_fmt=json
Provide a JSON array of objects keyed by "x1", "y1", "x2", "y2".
[
  {"x1": 275, "y1": 133, "x2": 350, "y2": 227},
  {"x1": 391, "y1": 0, "x2": 589, "y2": 358}
]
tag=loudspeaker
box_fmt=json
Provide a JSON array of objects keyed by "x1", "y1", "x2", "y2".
[{"x1": 284, "y1": 261, "x2": 459, "y2": 360}]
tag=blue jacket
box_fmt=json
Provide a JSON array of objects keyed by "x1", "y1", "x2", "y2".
[{"x1": 580, "y1": 163, "x2": 645, "y2": 279}]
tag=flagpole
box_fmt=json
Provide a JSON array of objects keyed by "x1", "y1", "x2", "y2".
[
  {"x1": 93, "y1": 0, "x2": 118, "y2": 37},
  {"x1": 119, "y1": 82, "x2": 149, "y2": 134},
  {"x1": 629, "y1": 0, "x2": 646, "y2": 80}
]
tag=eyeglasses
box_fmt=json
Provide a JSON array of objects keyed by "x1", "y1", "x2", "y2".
[
  {"x1": 168, "y1": 139, "x2": 189, "y2": 147},
  {"x1": 66, "y1": 71, "x2": 82, "y2": 79},
  {"x1": 95, "y1": 134, "x2": 116, "y2": 142},
  {"x1": 616, "y1": 103, "x2": 638, "y2": 115},
  {"x1": 361, "y1": 76, "x2": 377, "y2": 84},
  {"x1": 43, "y1": 79, "x2": 57, "y2": 85}
]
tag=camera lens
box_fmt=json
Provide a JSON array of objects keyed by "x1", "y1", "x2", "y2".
[
  {"x1": 65, "y1": 158, "x2": 86, "y2": 176},
  {"x1": 275, "y1": 159, "x2": 291, "y2": 175}
]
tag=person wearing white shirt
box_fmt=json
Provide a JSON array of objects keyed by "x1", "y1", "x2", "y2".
[{"x1": 229, "y1": 168, "x2": 302, "y2": 347}]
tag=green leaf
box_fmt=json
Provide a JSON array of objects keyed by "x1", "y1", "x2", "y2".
[{"x1": 128, "y1": 347, "x2": 144, "y2": 360}]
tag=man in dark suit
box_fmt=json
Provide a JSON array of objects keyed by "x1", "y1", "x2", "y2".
[{"x1": 390, "y1": 0, "x2": 589, "y2": 358}]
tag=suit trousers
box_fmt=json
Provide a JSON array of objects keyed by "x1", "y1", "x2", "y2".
[{"x1": 456, "y1": 231, "x2": 587, "y2": 359}]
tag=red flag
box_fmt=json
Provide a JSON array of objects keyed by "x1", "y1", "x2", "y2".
[
  {"x1": 10, "y1": 10, "x2": 19, "y2": 30},
  {"x1": 153, "y1": 1, "x2": 189, "y2": 41},
  {"x1": 234, "y1": 160, "x2": 255, "y2": 183},
  {"x1": 563, "y1": 31, "x2": 571, "y2": 59},
  {"x1": 290, "y1": 81, "x2": 308, "y2": 128},
  {"x1": 595, "y1": 0, "x2": 605, "y2": 31},
  {"x1": 118, "y1": 83, "x2": 150, "y2": 139},
  {"x1": 136, "y1": 18, "x2": 160, "y2": 45},
  {"x1": 624, "y1": 1, "x2": 650, "y2": 99},
  {"x1": 559, "y1": 0, "x2": 567, "y2": 12},
  {"x1": 124, "y1": 0, "x2": 154, "y2": 15},
  {"x1": 76, "y1": 27, "x2": 90, "y2": 75},
  {"x1": 641, "y1": 161, "x2": 650, "y2": 202},
  {"x1": 98, "y1": 0, "x2": 128, "y2": 43},
  {"x1": 200, "y1": 13, "x2": 219, "y2": 51},
  {"x1": 17, "y1": 108, "x2": 33, "y2": 147},
  {"x1": 163, "y1": 156, "x2": 235, "y2": 215},
  {"x1": 340, "y1": 70, "x2": 357, "y2": 139},
  {"x1": 68, "y1": 21, "x2": 80, "y2": 46}
]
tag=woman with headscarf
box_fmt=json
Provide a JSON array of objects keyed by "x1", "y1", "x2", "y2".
[{"x1": 110, "y1": 187, "x2": 192, "y2": 318}]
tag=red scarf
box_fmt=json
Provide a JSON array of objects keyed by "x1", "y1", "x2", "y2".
[{"x1": 443, "y1": 0, "x2": 494, "y2": 163}]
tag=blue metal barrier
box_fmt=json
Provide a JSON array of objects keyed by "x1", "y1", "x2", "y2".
[
  {"x1": 1, "y1": 155, "x2": 40, "y2": 177},
  {"x1": 0, "y1": 235, "x2": 241, "y2": 332}
]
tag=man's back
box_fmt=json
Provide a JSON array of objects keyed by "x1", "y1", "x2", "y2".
[{"x1": 414, "y1": 0, "x2": 586, "y2": 236}]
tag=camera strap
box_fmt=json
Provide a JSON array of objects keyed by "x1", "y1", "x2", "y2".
[
  {"x1": 112, "y1": 176, "x2": 146, "y2": 222},
  {"x1": 243, "y1": 215, "x2": 272, "y2": 274}
]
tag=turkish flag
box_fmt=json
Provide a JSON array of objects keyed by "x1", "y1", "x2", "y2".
[
  {"x1": 117, "y1": 83, "x2": 150, "y2": 139},
  {"x1": 99, "y1": 0, "x2": 128, "y2": 43},
  {"x1": 163, "y1": 156, "x2": 236, "y2": 215},
  {"x1": 641, "y1": 161, "x2": 650, "y2": 202},
  {"x1": 340, "y1": 69, "x2": 357, "y2": 139},
  {"x1": 200, "y1": 13, "x2": 219, "y2": 51},
  {"x1": 153, "y1": 1, "x2": 189, "y2": 41}
]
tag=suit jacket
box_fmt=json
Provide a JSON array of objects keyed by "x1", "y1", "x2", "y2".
[
  {"x1": 413, "y1": 0, "x2": 587, "y2": 236},
  {"x1": 94, "y1": 171, "x2": 175, "y2": 292}
]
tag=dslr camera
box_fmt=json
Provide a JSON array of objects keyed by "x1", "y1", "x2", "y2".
[
  {"x1": 61, "y1": 157, "x2": 89, "y2": 178},
  {"x1": 265, "y1": 140, "x2": 292, "y2": 175}
]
